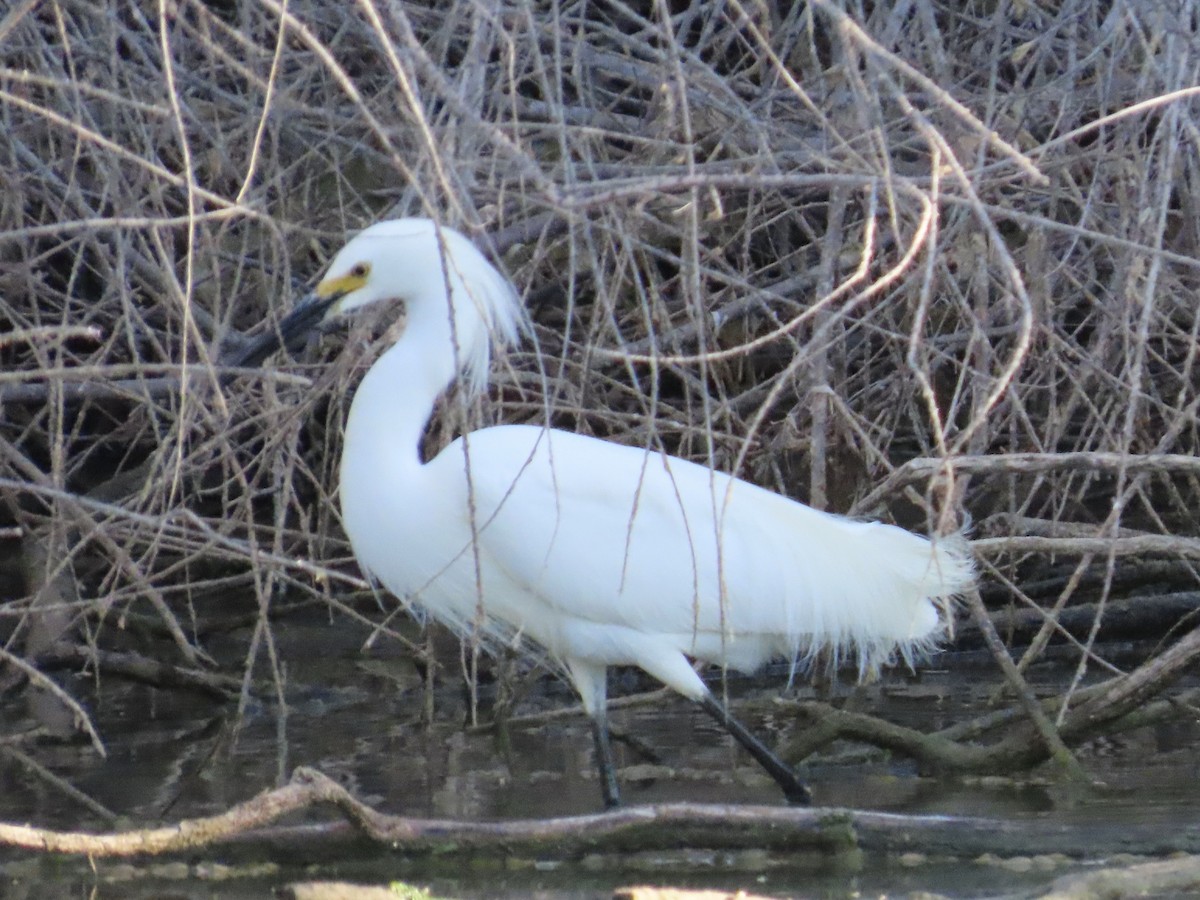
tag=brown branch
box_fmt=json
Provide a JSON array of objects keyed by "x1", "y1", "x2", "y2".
[
  {"x1": 0, "y1": 770, "x2": 329, "y2": 856},
  {"x1": 961, "y1": 588, "x2": 1087, "y2": 779},
  {"x1": 957, "y1": 592, "x2": 1200, "y2": 647},
  {"x1": 855, "y1": 453, "x2": 1200, "y2": 513},
  {"x1": 0, "y1": 368, "x2": 311, "y2": 404},
  {"x1": 779, "y1": 640, "x2": 1200, "y2": 776},
  {"x1": 973, "y1": 534, "x2": 1200, "y2": 560},
  {"x1": 1069, "y1": 626, "x2": 1200, "y2": 729},
  {"x1": 33, "y1": 643, "x2": 241, "y2": 700},
  {"x1": 4, "y1": 767, "x2": 1200, "y2": 861},
  {"x1": 0, "y1": 745, "x2": 118, "y2": 825}
]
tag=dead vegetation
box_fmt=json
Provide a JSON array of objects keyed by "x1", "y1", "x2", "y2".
[{"x1": 2, "y1": 0, "x2": 1200, "y2": 832}]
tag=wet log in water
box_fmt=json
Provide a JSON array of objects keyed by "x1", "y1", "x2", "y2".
[{"x1": 2, "y1": 767, "x2": 1200, "y2": 864}]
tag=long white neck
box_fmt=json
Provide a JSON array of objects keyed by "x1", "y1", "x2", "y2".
[{"x1": 341, "y1": 319, "x2": 459, "y2": 478}]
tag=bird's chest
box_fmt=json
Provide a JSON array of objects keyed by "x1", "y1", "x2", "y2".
[{"x1": 338, "y1": 453, "x2": 475, "y2": 593}]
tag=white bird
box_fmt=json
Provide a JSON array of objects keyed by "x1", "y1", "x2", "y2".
[{"x1": 234, "y1": 217, "x2": 975, "y2": 809}]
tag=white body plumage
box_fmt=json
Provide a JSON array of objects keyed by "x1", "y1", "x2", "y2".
[
  {"x1": 342, "y1": 414, "x2": 960, "y2": 713},
  {"x1": 251, "y1": 217, "x2": 975, "y2": 807}
]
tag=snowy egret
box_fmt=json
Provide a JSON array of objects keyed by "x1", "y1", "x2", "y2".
[{"x1": 234, "y1": 218, "x2": 975, "y2": 809}]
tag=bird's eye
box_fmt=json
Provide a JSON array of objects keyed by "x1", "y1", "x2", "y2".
[{"x1": 349, "y1": 262, "x2": 370, "y2": 279}]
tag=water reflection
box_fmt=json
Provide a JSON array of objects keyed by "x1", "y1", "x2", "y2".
[{"x1": 2, "y1": 609, "x2": 1199, "y2": 898}]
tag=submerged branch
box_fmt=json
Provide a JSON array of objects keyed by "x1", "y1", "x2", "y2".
[
  {"x1": 780, "y1": 631, "x2": 1200, "y2": 776},
  {"x1": 3, "y1": 767, "x2": 1200, "y2": 862}
]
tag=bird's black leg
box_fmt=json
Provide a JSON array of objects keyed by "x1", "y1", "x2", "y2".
[
  {"x1": 590, "y1": 707, "x2": 622, "y2": 809},
  {"x1": 698, "y1": 692, "x2": 812, "y2": 805}
]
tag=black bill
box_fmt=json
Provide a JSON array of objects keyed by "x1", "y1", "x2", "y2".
[{"x1": 224, "y1": 291, "x2": 340, "y2": 368}]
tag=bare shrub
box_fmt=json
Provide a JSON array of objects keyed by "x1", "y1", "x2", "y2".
[{"x1": 2, "y1": 0, "x2": 1199, "y2": 776}]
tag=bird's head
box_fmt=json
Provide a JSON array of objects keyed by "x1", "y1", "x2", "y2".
[{"x1": 231, "y1": 218, "x2": 526, "y2": 393}]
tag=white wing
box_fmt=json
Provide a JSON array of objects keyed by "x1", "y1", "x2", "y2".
[{"x1": 427, "y1": 424, "x2": 970, "y2": 675}]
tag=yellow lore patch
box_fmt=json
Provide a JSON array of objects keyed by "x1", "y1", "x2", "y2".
[{"x1": 317, "y1": 269, "x2": 368, "y2": 300}]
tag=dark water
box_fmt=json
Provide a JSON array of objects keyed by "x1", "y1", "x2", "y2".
[{"x1": 2, "y1": 608, "x2": 1198, "y2": 898}]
